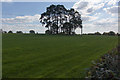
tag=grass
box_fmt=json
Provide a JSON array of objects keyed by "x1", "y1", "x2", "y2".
[{"x1": 2, "y1": 34, "x2": 118, "y2": 78}]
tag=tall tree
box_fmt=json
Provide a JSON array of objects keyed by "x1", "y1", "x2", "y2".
[{"x1": 40, "y1": 4, "x2": 82, "y2": 35}]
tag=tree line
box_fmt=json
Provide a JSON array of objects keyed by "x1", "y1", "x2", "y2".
[
  {"x1": 83, "y1": 31, "x2": 118, "y2": 36},
  {"x1": 2, "y1": 30, "x2": 36, "y2": 34},
  {"x1": 39, "y1": 4, "x2": 83, "y2": 35},
  {"x1": 1, "y1": 30, "x2": 118, "y2": 36}
]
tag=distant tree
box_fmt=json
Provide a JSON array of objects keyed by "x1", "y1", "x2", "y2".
[
  {"x1": 8, "y1": 31, "x2": 13, "y2": 33},
  {"x1": 36, "y1": 32, "x2": 39, "y2": 34},
  {"x1": 45, "y1": 30, "x2": 52, "y2": 34},
  {"x1": 117, "y1": 33, "x2": 120, "y2": 36},
  {"x1": 82, "y1": 33, "x2": 87, "y2": 35},
  {"x1": 94, "y1": 32, "x2": 101, "y2": 35},
  {"x1": 16, "y1": 31, "x2": 23, "y2": 34},
  {"x1": 72, "y1": 32, "x2": 76, "y2": 35},
  {"x1": 3, "y1": 31, "x2": 7, "y2": 33},
  {"x1": 103, "y1": 31, "x2": 116, "y2": 36},
  {"x1": 88, "y1": 33, "x2": 94, "y2": 35},
  {"x1": 29, "y1": 30, "x2": 35, "y2": 34},
  {"x1": 103, "y1": 32, "x2": 109, "y2": 35},
  {"x1": 108, "y1": 31, "x2": 115, "y2": 36}
]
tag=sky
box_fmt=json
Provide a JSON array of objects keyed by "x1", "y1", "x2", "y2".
[{"x1": 1, "y1": 0, "x2": 119, "y2": 34}]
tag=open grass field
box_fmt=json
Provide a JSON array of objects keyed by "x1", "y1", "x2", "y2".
[{"x1": 2, "y1": 34, "x2": 118, "y2": 78}]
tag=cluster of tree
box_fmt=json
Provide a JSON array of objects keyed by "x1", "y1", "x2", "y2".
[
  {"x1": 8, "y1": 31, "x2": 13, "y2": 33},
  {"x1": 2, "y1": 30, "x2": 119, "y2": 36},
  {"x1": 103, "y1": 31, "x2": 116, "y2": 36},
  {"x1": 40, "y1": 4, "x2": 82, "y2": 35},
  {"x1": 2, "y1": 30, "x2": 36, "y2": 34},
  {"x1": 85, "y1": 31, "x2": 117, "y2": 36},
  {"x1": 16, "y1": 31, "x2": 23, "y2": 34}
]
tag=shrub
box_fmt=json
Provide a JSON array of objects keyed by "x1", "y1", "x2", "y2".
[
  {"x1": 16, "y1": 31, "x2": 23, "y2": 34},
  {"x1": 108, "y1": 31, "x2": 115, "y2": 36},
  {"x1": 29, "y1": 30, "x2": 35, "y2": 34},
  {"x1": 45, "y1": 30, "x2": 52, "y2": 34},
  {"x1": 8, "y1": 31, "x2": 13, "y2": 33},
  {"x1": 94, "y1": 32, "x2": 101, "y2": 35}
]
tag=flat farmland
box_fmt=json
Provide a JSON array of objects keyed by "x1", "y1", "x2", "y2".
[{"x1": 2, "y1": 34, "x2": 118, "y2": 78}]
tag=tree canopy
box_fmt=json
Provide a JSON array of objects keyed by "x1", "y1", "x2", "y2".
[
  {"x1": 8, "y1": 31, "x2": 13, "y2": 33},
  {"x1": 40, "y1": 4, "x2": 82, "y2": 35},
  {"x1": 16, "y1": 31, "x2": 23, "y2": 34}
]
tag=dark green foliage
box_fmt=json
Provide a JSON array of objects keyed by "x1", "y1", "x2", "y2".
[
  {"x1": 94, "y1": 32, "x2": 101, "y2": 35},
  {"x1": 103, "y1": 32, "x2": 109, "y2": 35},
  {"x1": 108, "y1": 31, "x2": 116, "y2": 36},
  {"x1": 8, "y1": 31, "x2": 13, "y2": 33},
  {"x1": 45, "y1": 30, "x2": 52, "y2": 34},
  {"x1": 103, "y1": 31, "x2": 116, "y2": 36},
  {"x1": 29, "y1": 30, "x2": 35, "y2": 34},
  {"x1": 3, "y1": 31, "x2": 7, "y2": 33},
  {"x1": 40, "y1": 5, "x2": 82, "y2": 35},
  {"x1": 16, "y1": 31, "x2": 23, "y2": 34},
  {"x1": 62, "y1": 22, "x2": 73, "y2": 35}
]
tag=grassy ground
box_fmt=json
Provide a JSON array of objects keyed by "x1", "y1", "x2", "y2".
[{"x1": 2, "y1": 34, "x2": 118, "y2": 78}]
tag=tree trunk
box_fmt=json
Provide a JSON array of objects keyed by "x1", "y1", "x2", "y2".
[
  {"x1": 56, "y1": 15, "x2": 59, "y2": 34},
  {"x1": 48, "y1": 26, "x2": 49, "y2": 30},
  {"x1": 81, "y1": 28, "x2": 82, "y2": 35}
]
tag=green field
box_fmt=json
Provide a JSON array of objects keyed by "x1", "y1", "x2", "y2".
[{"x1": 2, "y1": 34, "x2": 118, "y2": 78}]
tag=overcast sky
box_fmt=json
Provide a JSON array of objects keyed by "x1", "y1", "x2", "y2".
[{"x1": 1, "y1": 0, "x2": 119, "y2": 34}]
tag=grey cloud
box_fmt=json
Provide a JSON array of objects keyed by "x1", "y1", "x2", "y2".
[
  {"x1": 105, "y1": 6, "x2": 120, "y2": 14},
  {"x1": 76, "y1": 2, "x2": 89, "y2": 10},
  {"x1": 108, "y1": 7, "x2": 118, "y2": 13},
  {"x1": 81, "y1": 16, "x2": 90, "y2": 22},
  {"x1": 94, "y1": 21, "x2": 117, "y2": 26},
  {"x1": 94, "y1": 22, "x2": 108, "y2": 26},
  {"x1": 87, "y1": 8, "x2": 93, "y2": 13}
]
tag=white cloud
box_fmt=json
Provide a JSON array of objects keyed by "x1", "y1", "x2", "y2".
[
  {"x1": 0, "y1": 0, "x2": 12, "y2": 2},
  {"x1": 73, "y1": 0, "x2": 119, "y2": 18},
  {"x1": 103, "y1": 0, "x2": 119, "y2": 16},
  {"x1": 81, "y1": 21, "x2": 118, "y2": 34},
  {"x1": 2, "y1": 14, "x2": 44, "y2": 33},
  {"x1": 76, "y1": 22, "x2": 118, "y2": 34},
  {"x1": 81, "y1": 15, "x2": 98, "y2": 22},
  {"x1": 2, "y1": 24, "x2": 46, "y2": 33},
  {"x1": 73, "y1": 0, "x2": 118, "y2": 33},
  {"x1": 94, "y1": 13, "x2": 101, "y2": 16},
  {"x1": 72, "y1": 0, "x2": 105, "y2": 23},
  {"x1": 2, "y1": 14, "x2": 41, "y2": 24},
  {"x1": 0, "y1": 0, "x2": 79, "y2": 2},
  {"x1": 94, "y1": 18, "x2": 117, "y2": 26},
  {"x1": 75, "y1": 2, "x2": 89, "y2": 10},
  {"x1": 104, "y1": 6, "x2": 119, "y2": 16},
  {"x1": 73, "y1": 0, "x2": 105, "y2": 15},
  {"x1": 107, "y1": 0, "x2": 118, "y2": 6}
]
